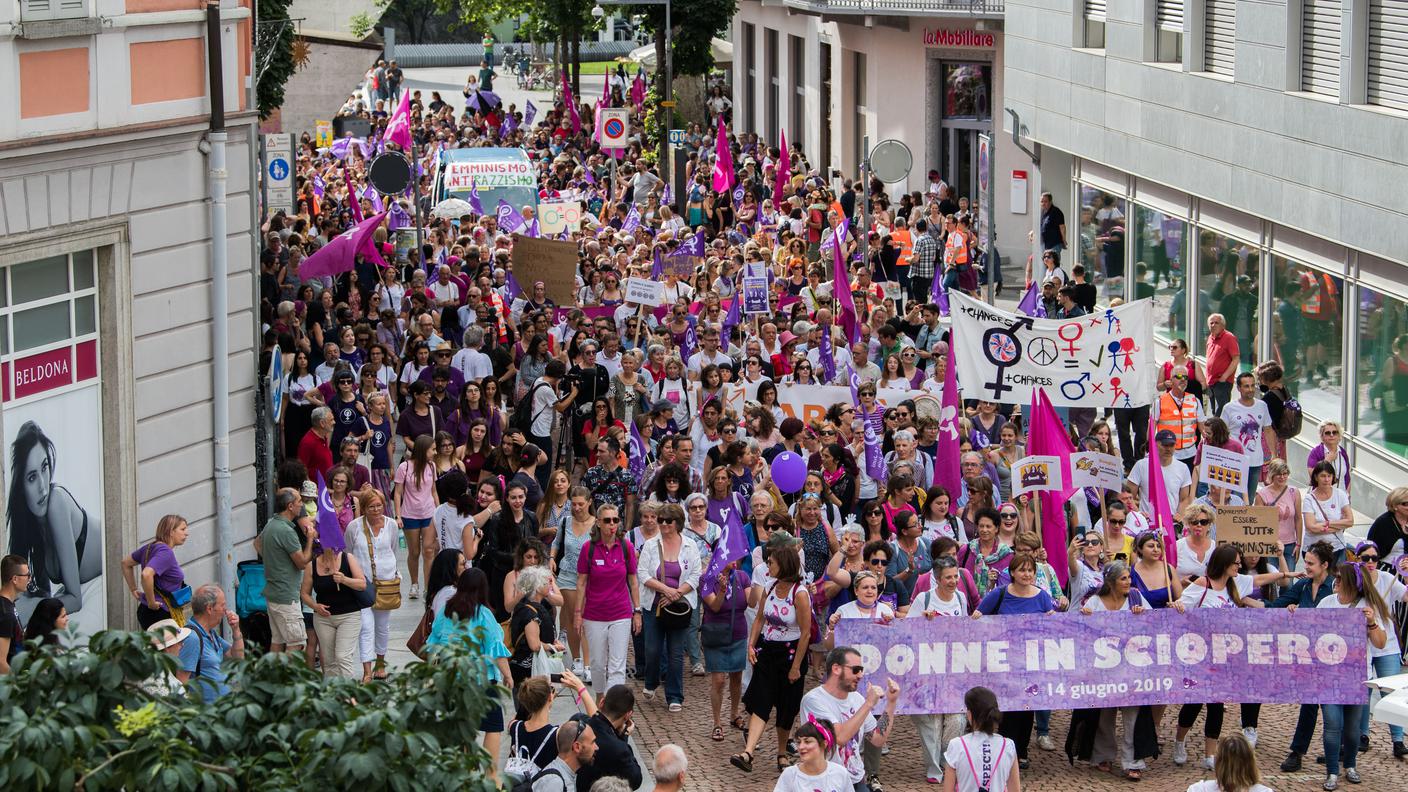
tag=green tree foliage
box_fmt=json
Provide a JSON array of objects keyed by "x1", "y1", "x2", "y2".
[
  {"x1": 0, "y1": 630, "x2": 501, "y2": 791},
  {"x1": 633, "y1": 0, "x2": 738, "y2": 77},
  {"x1": 256, "y1": 0, "x2": 296, "y2": 121},
  {"x1": 378, "y1": 0, "x2": 441, "y2": 44},
  {"x1": 349, "y1": 12, "x2": 375, "y2": 40}
]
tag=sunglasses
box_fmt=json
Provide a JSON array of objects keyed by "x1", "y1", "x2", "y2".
[
  {"x1": 1360, "y1": 555, "x2": 1380, "y2": 563},
  {"x1": 843, "y1": 664, "x2": 865, "y2": 675},
  {"x1": 1000, "y1": 512, "x2": 1018, "y2": 520},
  {"x1": 600, "y1": 517, "x2": 621, "y2": 524},
  {"x1": 1108, "y1": 518, "x2": 1127, "y2": 525},
  {"x1": 869, "y1": 557, "x2": 889, "y2": 566},
  {"x1": 1323, "y1": 430, "x2": 1340, "y2": 436},
  {"x1": 659, "y1": 517, "x2": 679, "y2": 524},
  {"x1": 1187, "y1": 519, "x2": 1212, "y2": 526}
]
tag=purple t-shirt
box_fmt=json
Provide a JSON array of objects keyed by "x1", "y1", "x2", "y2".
[
  {"x1": 576, "y1": 539, "x2": 637, "y2": 621},
  {"x1": 129, "y1": 542, "x2": 185, "y2": 611}
]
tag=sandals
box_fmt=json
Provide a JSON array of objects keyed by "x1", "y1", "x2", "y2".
[
  {"x1": 1123, "y1": 769, "x2": 1142, "y2": 782},
  {"x1": 731, "y1": 715, "x2": 748, "y2": 731},
  {"x1": 712, "y1": 726, "x2": 725, "y2": 742},
  {"x1": 777, "y1": 755, "x2": 795, "y2": 770},
  {"x1": 730, "y1": 751, "x2": 754, "y2": 773},
  {"x1": 1095, "y1": 762, "x2": 1113, "y2": 773}
]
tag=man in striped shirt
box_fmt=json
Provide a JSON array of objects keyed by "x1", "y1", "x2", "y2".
[{"x1": 908, "y1": 219, "x2": 939, "y2": 302}]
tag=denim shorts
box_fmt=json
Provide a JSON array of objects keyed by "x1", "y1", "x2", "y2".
[{"x1": 402, "y1": 517, "x2": 431, "y2": 530}]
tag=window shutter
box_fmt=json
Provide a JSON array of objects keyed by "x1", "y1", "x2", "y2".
[
  {"x1": 20, "y1": 0, "x2": 89, "y2": 21},
  {"x1": 1203, "y1": 0, "x2": 1235, "y2": 76},
  {"x1": 1302, "y1": 0, "x2": 1341, "y2": 97},
  {"x1": 1369, "y1": 0, "x2": 1408, "y2": 112},
  {"x1": 1086, "y1": 0, "x2": 1107, "y2": 21},
  {"x1": 1156, "y1": 0, "x2": 1185, "y2": 32}
]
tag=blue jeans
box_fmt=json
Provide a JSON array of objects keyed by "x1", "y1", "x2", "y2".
[
  {"x1": 1362, "y1": 653, "x2": 1406, "y2": 742},
  {"x1": 1246, "y1": 465, "x2": 1261, "y2": 502},
  {"x1": 1290, "y1": 702, "x2": 1319, "y2": 754},
  {"x1": 686, "y1": 599, "x2": 703, "y2": 666},
  {"x1": 1035, "y1": 709, "x2": 1051, "y2": 737},
  {"x1": 1282, "y1": 543, "x2": 1299, "y2": 575},
  {"x1": 1322, "y1": 703, "x2": 1364, "y2": 775},
  {"x1": 641, "y1": 608, "x2": 686, "y2": 704}
]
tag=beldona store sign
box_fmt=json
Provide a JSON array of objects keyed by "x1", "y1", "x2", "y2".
[{"x1": 922, "y1": 29, "x2": 996, "y2": 48}]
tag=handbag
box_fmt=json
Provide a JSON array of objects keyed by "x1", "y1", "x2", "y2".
[
  {"x1": 655, "y1": 596, "x2": 693, "y2": 632},
  {"x1": 363, "y1": 522, "x2": 402, "y2": 611},
  {"x1": 407, "y1": 606, "x2": 434, "y2": 658}
]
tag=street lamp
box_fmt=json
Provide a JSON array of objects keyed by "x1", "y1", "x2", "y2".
[{"x1": 592, "y1": 0, "x2": 674, "y2": 182}]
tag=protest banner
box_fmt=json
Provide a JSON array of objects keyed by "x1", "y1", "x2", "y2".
[
  {"x1": 1200, "y1": 444, "x2": 1249, "y2": 492},
  {"x1": 1012, "y1": 454, "x2": 1065, "y2": 497},
  {"x1": 511, "y1": 234, "x2": 578, "y2": 304},
  {"x1": 1215, "y1": 505, "x2": 1281, "y2": 558},
  {"x1": 948, "y1": 292, "x2": 1155, "y2": 408},
  {"x1": 538, "y1": 201, "x2": 583, "y2": 235},
  {"x1": 742, "y1": 277, "x2": 770, "y2": 314},
  {"x1": 552, "y1": 306, "x2": 615, "y2": 324},
  {"x1": 1069, "y1": 451, "x2": 1125, "y2": 492},
  {"x1": 663, "y1": 253, "x2": 697, "y2": 280},
  {"x1": 624, "y1": 277, "x2": 663, "y2": 306},
  {"x1": 834, "y1": 608, "x2": 1368, "y2": 715}
]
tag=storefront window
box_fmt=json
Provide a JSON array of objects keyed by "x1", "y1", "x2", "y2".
[
  {"x1": 1195, "y1": 231, "x2": 1259, "y2": 372},
  {"x1": 1077, "y1": 186, "x2": 1127, "y2": 302},
  {"x1": 1270, "y1": 255, "x2": 1342, "y2": 421},
  {"x1": 1356, "y1": 286, "x2": 1408, "y2": 459},
  {"x1": 944, "y1": 64, "x2": 991, "y2": 119},
  {"x1": 1132, "y1": 206, "x2": 1186, "y2": 342}
]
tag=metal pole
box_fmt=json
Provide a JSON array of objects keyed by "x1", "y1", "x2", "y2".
[
  {"x1": 860, "y1": 135, "x2": 869, "y2": 234},
  {"x1": 206, "y1": 1, "x2": 234, "y2": 601},
  {"x1": 985, "y1": 136, "x2": 996, "y2": 304},
  {"x1": 413, "y1": 138, "x2": 425, "y2": 271},
  {"x1": 663, "y1": 0, "x2": 672, "y2": 183}
]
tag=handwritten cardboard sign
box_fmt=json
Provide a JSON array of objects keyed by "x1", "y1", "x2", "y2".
[
  {"x1": 511, "y1": 234, "x2": 579, "y2": 305},
  {"x1": 1069, "y1": 451, "x2": 1125, "y2": 492},
  {"x1": 1214, "y1": 505, "x2": 1281, "y2": 558}
]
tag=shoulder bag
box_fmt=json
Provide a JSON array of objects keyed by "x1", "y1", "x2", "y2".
[
  {"x1": 142, "y1": 542, "x2": 193, "y2": 626},
  {"x1": 652, "y1": 538, "x2": 694, "y2": 631},
  {"x1": 363, "y1": 521, "x2": 403, "y2": 611}
]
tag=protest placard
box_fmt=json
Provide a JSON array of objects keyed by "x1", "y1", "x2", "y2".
[
  {"x1": 1201, "y1": 444, "x2": 1249, "y2": 492},
  {"x1": 538, "y1": 201, "x2": 583, "y2": 235},
  {"x1": 834, "y1": 608, "x2": 1367, "y2": 714},
  {"x1": 511, "y1": 234, "x2": 578, "y2": 304},
  {"x1": 1215, "y1": 505, "x2": 1281, "y2": 558},
  {"x1": 1012, "y1": 454, "x2": 1065, "y2": 497},
  {"x1": 1069, "y1": 451, "x2": 1125, "y2": 492},
  {"x1": 742, "y1": 276, "x2": 770, "y2": 314},
  {"x1": 624, "y1": 277, "x2": 663, "y2": 307}
]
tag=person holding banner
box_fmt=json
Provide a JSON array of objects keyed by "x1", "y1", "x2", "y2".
[
  {"x1": 1315, "y1": 562, "x2": 1393, "y2": 788},
  {"x1": 1129, "y1": 530, "x2": 1184, "y2": 610},
  {"x1": 1174, "y1": 545, "x2": 1252, "y2": 770},
  {"x1": 958, "y1": 509, "x2": 1012, "y2": 598},
  {"x1": 1076, "y1": 561, "x2": 1156, "y2": 782}
]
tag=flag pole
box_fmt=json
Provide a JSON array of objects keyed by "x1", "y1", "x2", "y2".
[{"x1": 412, "y1": 137, "x2": 425, "y2": 273}]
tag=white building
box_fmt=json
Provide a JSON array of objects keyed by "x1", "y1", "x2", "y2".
[
  {"x1": 0, "y1": 0, "x2": 259, "y2": 631},
  {"x1": 730, "y1": 1, "x2": 1029, "y2": 264},
  {"x1": 1005, "y1": 0, "x2": 1408, "y2": 504}
]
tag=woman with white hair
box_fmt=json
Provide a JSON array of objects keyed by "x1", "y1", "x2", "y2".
[
  {"x1": 682, "y1": 492, "x2": 721, "y2": 675},
  {"x1": 507, "y1": 564, "x2": 562, "y2": 689}
]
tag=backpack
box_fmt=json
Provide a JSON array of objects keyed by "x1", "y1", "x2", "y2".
[
  {"x1": 1269, "y1": 387, "x2": 1303, "y2": 439},
  {"x1": 504, "y1": 721, "x2": 558, "y2": 783},
  {"x1": 509, "y1": 766, "x2": 562, "y2": 792},
  {"x1": 235, "y1": 559, "x2": 267, "y2": 619},
  {"x1": 511, "y1": 382, "x2": 552, "y2": 434}
]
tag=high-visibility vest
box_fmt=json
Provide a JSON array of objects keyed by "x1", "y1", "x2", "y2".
[
  {"x1": 892, "y1": 228, "x2": 913, "y2": 267},
  {"x1": 1156, "y1": 392, "x2": 1199, "y2": 451}
]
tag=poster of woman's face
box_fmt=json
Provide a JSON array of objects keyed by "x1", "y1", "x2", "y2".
[{"x1": 4, "y1": 385, "x2": 105, "y2": 635}]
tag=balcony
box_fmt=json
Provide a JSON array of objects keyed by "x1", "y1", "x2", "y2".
[{"x1": 780, "y1": 0, "x2": 1004, "y2": 18}]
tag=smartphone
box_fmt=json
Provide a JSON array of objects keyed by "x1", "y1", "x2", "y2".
[{"x1": 550, "y1": 673, "x2": 564, "y2": 684}]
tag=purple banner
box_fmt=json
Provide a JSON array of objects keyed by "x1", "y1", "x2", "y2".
[
  {"x1": 553, "y1": 305, "x2": 616, "y2": 324},
  {"x1": 834, "y1": 608, "x2": 1368, "y2": 715}
]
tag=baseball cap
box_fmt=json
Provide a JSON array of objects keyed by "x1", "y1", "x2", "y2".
[{"x1": 1155, "y1": 430, "x2": 1177, "y2": 445}]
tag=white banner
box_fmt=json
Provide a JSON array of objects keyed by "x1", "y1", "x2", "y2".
[
  {"x1": 538, "y1": 201, "x2": 583, "y2": 235},
  {"x1": 1069, "y1": 450, "x2": 1125, "y2": 492},
  {"x1": 624, "y1": 277, "x2": 663, "y2": 307},
  {"x1": 1200, "y1": 444, "x2": 1249, "y2": 492},
  {"x1": 948, "y1": 293, "x2": 1156, "y2": 408}
]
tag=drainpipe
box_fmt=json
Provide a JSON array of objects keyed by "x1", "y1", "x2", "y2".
[{"x1": 206, "y1": 0, "x2": 234, "y2": 598}]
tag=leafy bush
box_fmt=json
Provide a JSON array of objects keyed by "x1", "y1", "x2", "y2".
[{"x1": 0, "y1": 630, "x2": 503, "y2": 791}]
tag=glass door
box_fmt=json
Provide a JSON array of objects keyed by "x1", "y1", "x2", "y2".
[{"x1": 938, "y1": 61, "x2": 992, "y2": 203}]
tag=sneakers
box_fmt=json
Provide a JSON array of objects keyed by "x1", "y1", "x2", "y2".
[
  {"x1": 1203, "y1": 755, "x2": 1215, "y2": 770},
  {"x1": 692, "y1": 662, "x2": 706, "y2": 676},
  {"x1": 1172, "y1": 741, "x2": 1188, "y2": 766},
  {"x1": 881, "y1": 745, "x2": 890, "y2": 756},
  {"x1": 1036, "y1": 734, "x2": 1056, "y2": 751},
  {"x1": 408, "y1": 584, "x2": 420, "y2": 600},
  {"x1": 668, "y1": 702, "x2": 682, "y2": 712},
  {"x1": 1359, "y1": 733, "x2": 1370, "y2": 753},
  {"x1": 1242, "y1": 727, "x2": 1258, "y2": 748},
  {"x1": 583, "y1": 666, "x2": 592, "y2": 683},
  {"x1": 642, "y1": 687, "x2": 657, "y2": 702},
  {"x1": 572, "y1": 660, "x2": 590, "y2": 684},
  {"x1": 1281, "y1": 751, "x2": 1304, "y2": 772},
  {"x1": 1394, "y1": 740, "x2": 1408, "y2": 759},
  {"x1": 1324, "y1": 774, "x2": 1338, "y2": 791},
  {"x1": 1345, "y1": 768, "x2": 1362, "y2": 784}
]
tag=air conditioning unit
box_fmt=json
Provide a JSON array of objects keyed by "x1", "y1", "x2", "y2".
[{"x1": 20, "y1": 0, "x2": 91, "y2": 23}]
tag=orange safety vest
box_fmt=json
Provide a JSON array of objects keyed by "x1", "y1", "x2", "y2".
[
  {"x1": 892, "y1": 228, "x2": 913, "y2": 267},
  {"x1": 1156, "y1": 392, "x2": 1199, "y2": 451},
  {"x1": 1301, "y1": 273, "x2": 1338, "y2": 319}
]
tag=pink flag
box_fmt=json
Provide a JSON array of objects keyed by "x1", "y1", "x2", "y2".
[
  {"x1": 299, "y1": 212, "x2": 387, "y2": 279},
  {"x1": 935, "y1": 330, "x2": 963, "y2": 496},
  {"x1": 711, "y1": 115, "x2": 734, "y2": 194},
  {"x1": 561, "y1": 70, "x2": 581, "y2": 135},
  {"x1": 775, "y1": 129, "x2": 791, "y2": 204},
  {"x1": 384, "y1": 90, "x2": 413, "y2": 151},
  {"x1": 832, "y1": 220, "x2": 859, "y2": 344},
  {"x1": 1145, "y1": 413, "x2": 1179, "y2": 568},
  {"x1": 1027, "y1": 388, "x2": 1077, "y2": 586},
  {"x1": 342, "y1": 165, "x2": 363, "y2": 223}
]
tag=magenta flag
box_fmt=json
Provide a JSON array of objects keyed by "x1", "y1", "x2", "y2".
[
  {"x1": 342, "y1": 165, "x2": 363, "y2": 224},
  {"x1": 1027, "y1": 388, "x2": 1076, "y2": 585},
  {"x1": 631, "y1": 71, "x2": 646, "y2": 110},
  {"x1": 832, "y1": 220, "x2": 859, "y2": 344},
  {"x1": 314, "y1": 472, "x2": 346, "y2": 552},
  {"x1": 1145, "y1": 412, "x2": 1179, "y2": 567},
  {"x1": 935, "y1": 332, "x2": 963, "y2": 497},
  {"x1": 384, "y1": 90, "x2": 413, "y2": 151},
  {"x1": 775, "y1": 129, "x2": 790, "y2": 203},
  {"x1": 711, "y1": 115, "x2": 734, "y2": 193},
  {"x1": 299, "y1": 212, "x2": 388, "y2": 279},
  {"x1": 561, "y1": 70, "x2": 581, "y2": 135}
]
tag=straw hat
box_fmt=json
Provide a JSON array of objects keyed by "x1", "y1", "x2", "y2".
[{"x1": 147, "y1": 618, "x2": 191, "y2": 651}]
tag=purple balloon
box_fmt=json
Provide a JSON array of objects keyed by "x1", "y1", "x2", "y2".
[{"x1": 771, "y1": 451, "x2": 808, "y2": 494}]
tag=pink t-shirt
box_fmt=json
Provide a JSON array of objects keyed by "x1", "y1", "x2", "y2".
[
  {"x1": 576, "y1": 539, "x2": 637, "y2": 621},
  {"x1": 393, "y1": 461, "x2": 437, "y2": 519}
]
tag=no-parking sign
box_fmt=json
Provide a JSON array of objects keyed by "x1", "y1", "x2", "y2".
[{"x1": 597, "y1": 108, "x2": 630, "y2": 149}]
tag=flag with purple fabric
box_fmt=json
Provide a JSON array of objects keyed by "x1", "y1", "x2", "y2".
[
  {"x1": 731, "y1": 184, "x2": 745, "y2": 209},
  {"x1": 468, "y1": 179, "x2": 484, "y2": 216},
  {"x1": 862, "y1": 401, "x2": 886, "y2": 483},
  {"x1": 682, "y1": 324, "x2": 697, "y2": 363},
  {"x1": 298, "y1": 212, "x2": 388, "y2": 279},
  {"x1": 1028, "y1": 388, "x2": 1078, "y2": 585},
  {"x1": 312, "y1": 173, "x2": 326, "y2": 197},
  {"x1": 930, "y1": 262, "x2": 950, "y2": 314},
  {"x1": 935, "y1": 332, "x2": 963, "y2": 497},
  {"x1": 832, "y1": 220, "x2": 860, "y2": 344},
  {"x1": 622, "y1": 203, "x2": 641, "y2": 233},
  {"x1": 776, "y1": 129, "x2": 791, "y2": 203},
  {"x1": 628, "y1": 419, "x2": 649, "y2": 482},
  {"x1": 631, "y1": 69, "x2": 646, "y2": 110},
  {"x1": 314, "y1": 472, "x2": 346, "y2": 552},
  {"x1": 367, "y1": 188, "x2": 384, "y2": 214},
  {"x1": 497, "y1": 199, "x2": 526, "y2": 234},
  {"x1": 721, "y1": 294, "x2": 740, "y2": 352},
  {"x1": 342, "y1": 165, "x2": 363, "y2": 223},
  {"x1": 700, "y1": 492, "x2": 748, "y2": 597},
  {"x1": 819, "y1": 323, "x2": 836, "y2": 384},
  {"x1": 527, "y1": 218, "x2": 541, "y2": 238},
  {"x1": 384, "y1": 91, "x2": 413, "y2": 151},
  {"x1": 651, "y1": 248, "x2": 665, "y2": 279},
  {"x1": 711, "y1": 115, "x2": 734, "y2": 193},
  {"x1": 1017, "y1": 280, "x2": 1046, "y2": 318},
  {"x1": 847, "y1": 361, "x2": 862, "y2": 405},
  {"x1": 387, "y1": 200, "x2": 410, "y2": 230},
  {"x1": 662, "y1": 182, "x2": 673, "y2": 206},
  {"x1": 524, "y1": 99, "x2": 538, "y2": 127},
  {"x1": 330, "y1": 136, "x2": 363, "y2": 160},
  {"x1": 561, "y1": 71, "x2": 581, "y2": 134}
]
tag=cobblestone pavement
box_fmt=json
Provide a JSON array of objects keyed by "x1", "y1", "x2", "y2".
[{"x1": 627, "y1": 663, "x2": 1406, "y2": 792}]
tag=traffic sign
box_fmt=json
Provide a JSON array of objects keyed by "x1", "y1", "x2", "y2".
[
  {"x1": 269, "y1": 345, "x2": 284, "y2": 423},
  {"x1": 263, "y1": 133, "x2": 294, "y2": 215},
  {"x1": 668, "y1": 128, "x2": 686, "y2": 145},
  {"x1": 597, "y1": 107, "x2": 630, "y2": 149}
]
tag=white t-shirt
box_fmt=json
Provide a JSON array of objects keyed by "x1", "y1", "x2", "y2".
[
  {"x1": 1127, "y1": 457, "x2": 1192, "y2": 517},
  {"x1": 452, "y1": 348, "x2": 493, "y2": 383},
  {"x1": 833, "y1": 600, "x2": 895, "y2": 622},
  {"x1": 1179, "y1": 581, "x2": 1238, "y2": 609},
  {"x1": 943, "y1": 732, "x2": 1017, "y2": 792},
  {"x1": 1176, "y1": 537, "x2": 1215, "y2": 579},
  {"x1": 1317, "y1": 595, "x2": 1377, "y2": 671},
  {"x1": 433, "y1": 502, "x2": 474, "y2": 553},
  {"x1": 772, "y1": 761, "x2": 853, "y2": 792},
  {"x1": 799, "y1": 688, "x2": 875, "y2": 784},
  {"x1": 1220, "y1": 399, "x2": 1274, "y2": 467},
  {"x1": 1186, "y1": 782, "x2": 1273, "y2": 792},
  {"x1": 1085, "y1": 589, "x2": 1148, "y2": 612},
  {"x1": 1301, "y1": 488, "x2": 1351, "y2": 551},
  {"x1": 908, "y1": 588, "x2": 968, "y2": 618},
  {"x1": 529, "y1": 377, "x2": 558, "y2": 436},
  {"x1": 1371, "y1": 571, "x2": 1406, "y2": 658}
]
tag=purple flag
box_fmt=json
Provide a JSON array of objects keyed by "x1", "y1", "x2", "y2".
[
  {"x1": 818, "y1": 324, "x2": 836, "y2": 384},
  {"x1": 505, "y1": 270, "x2": 524, "y2": 301},
  {"x1": 300, "y1": 211, "x2": 388, "y2": 278},
  {"x1": 681, "y1": 324, "x2": 697, "y2": 363},
  {"x1": 524, "y1": 99, "x2": 538, "y2": 127},
  {"x1": 1017, "y1": 280, "x2": 1046, "y2": 318},
  {"x1": 314, "y1": 472, "x2": 346, "y2": 552},
  {"x1": 468, "y1": 179, "x2": 485, "y2": 216},
  {"x1": 384, "y1": 91, "x2": 413, "y2": 151},
  {"x1": 1144, "y1": 410, "x2": 1179, "y2": 577},
  {"x1": 387, "y1": 201, "x2": 410, "y2": 231},
  {"x1": 650, "y1": 249, "x2": 665, "y2": 279},
  {"x1": 862, "y1": 402, "x2": 886, "y2": 482},
  {"x1": 662, "y1": 182, "x2": 673, "y2": 206},
  {"x1": 720, "y1": 294, "x2": 740, "y2": 353},
  {"x1": 311, "y1": 173, "x2": 326, "y2": 197},
  {"x1": 342, "y1": 165, "x2": 363, "y2": 223},
  {"x1": 330, "y1": 136, "x2": 364, "y2": 160},
  {"x1": 847, "y1": 361, "x2": 862, "y2": 406},
  {"x1": 935, "y1": 335, "x2": 963, "y2": 497},
  {"x1": 496, "y1": 199, "x2": 526, "y2": 234},
  {"x1": 731, "y1": 184, "x2": 745, "y2": 210},
  {"x1": 930, "y1": 263, "x2": 948, "y2": 311},
  {"x1": 622, "y1": 203, "x2": 641, "y2": 233},
  {"x1": 628, "y1": 419, "x2": 649, "y2": 482},
  {"x1": 832, "y1": 220, "x2": 859, "y2": 344},
  {"x1": 700, "y1": 492, "x2": 748, "y2": 597},
  {"x1": 561, "y1": 70, "x2": 581, "y2": 135},
  {"x1": 527, "y1": 218, "x2": 541, "y2": 238}
]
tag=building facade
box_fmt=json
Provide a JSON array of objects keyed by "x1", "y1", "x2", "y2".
[
  {"x1": 1006, "y1": 0, "x2": 1408, "y2": 505},
  {"x1": 0, "y1": 0, "x2": 259, "y2": 632},
  {"x1": 730, "y1": 1, "x2": 1029, "y2": 262}
]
